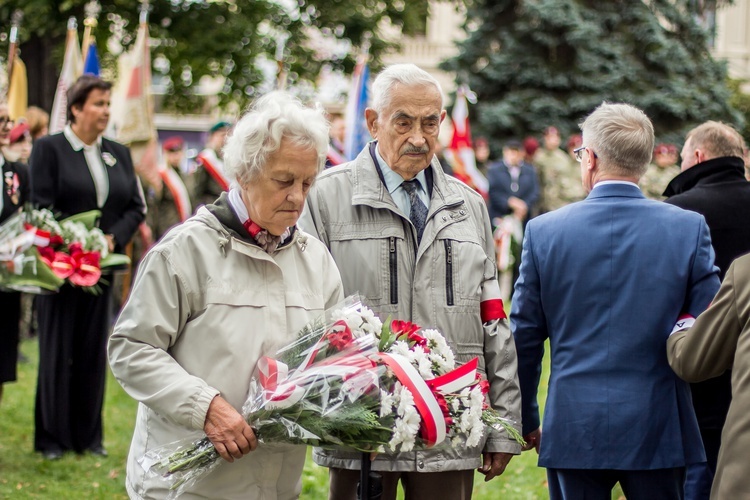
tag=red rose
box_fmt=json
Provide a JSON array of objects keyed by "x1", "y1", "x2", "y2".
[
  {"x1": 391, "y1": 320, "x2": 421, "y2": 339},
  {"x1": 326, "y1": 320, "x2": 354, "y2": 351}
]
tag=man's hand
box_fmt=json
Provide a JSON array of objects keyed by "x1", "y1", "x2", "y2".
[
  {"x1": 204, "y1": 395, "x2": 257, "y2": 463},
  {"x1": 522, "y1": 427, "x2": 541, "y2": 454},
  {"x1": 507, "y1": 196, "x2": 529, "y2": 221},
  {"x1": 477, "y1": 452, "x2": 513, "y2": 482}
]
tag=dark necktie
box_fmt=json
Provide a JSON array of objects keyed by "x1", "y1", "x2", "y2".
[{"x1": 401, "y1": 179, "x2": 428, "y2": 243}]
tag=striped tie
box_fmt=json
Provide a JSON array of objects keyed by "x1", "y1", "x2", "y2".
[{"x1": 402, "y1": 179, "x2": 428, "y2": 243}]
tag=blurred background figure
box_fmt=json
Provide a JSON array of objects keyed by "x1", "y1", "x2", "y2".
[
  {"x1": 146, "y1": 136, "x2": 192, "y2": 243},
  {"x1": 25, "y1": 106, "x2": 49, "y2": 142},
  {"x1": 0, "y1": 101, "x2": 30, "y2": 407},
  {"x1": 474, "y1": 136, "x2": 491, "y2": 177},
  {"x1": 566, "y1": 133, "x2": 583, "y2": 163},
  {"x1": 523, "y1": 136, "x2": 539, "y2": 165},
  {"x1": 488, "y1": 139, "x2": 539, "y2": 300},
  {"x1": 641, "y1": 143, "x2": 679, "y2": 200},
  {"x1": 326, "y1": 113, "x2": 346, "y2": 167},
  {"x1": 3, "y1": 122, "x2": 33, "y2": 164},
  {"x1": 193, "y1": 120, "x2": 232, "y2": 208},
  {"x1": 534, "y1": 126, "x2": 586, "y2": 214},
  {"x1": 29, "y1": 75, "x2": 146, "y2": 461}
]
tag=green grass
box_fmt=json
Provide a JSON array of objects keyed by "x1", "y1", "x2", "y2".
[{"x1": 1, "y1": 338, "x2": 557, "y2": 499}]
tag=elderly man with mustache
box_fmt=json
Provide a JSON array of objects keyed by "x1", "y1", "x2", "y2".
[{"x1": 299, "y1": 63, "x2": 522, "y2": 500}]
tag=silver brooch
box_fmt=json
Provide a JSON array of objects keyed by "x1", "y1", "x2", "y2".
[{"x1": 102, "y1": 152, "x2": 117, "y2": 167}]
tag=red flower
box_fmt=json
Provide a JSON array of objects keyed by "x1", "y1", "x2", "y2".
[
  {"x1": 391, "y1": 320, "x2": 421, "y2": 339},
  {"x1": 478, "y1": 379, "x2": 490, "y2": 395},
  {"x1": 326, "y1": 320, "x2": 354, "y2": 351},
  {"x1": 38, "y1": 246, "x2": 55, "y2": 263},
  {"x1": 47, "y1": 252, "x2": 76, "y2": 279},
  {"x1": 68, "y1": 242, "x2": 84, "y2": 256},
  {"x1": 69, "y1": 250, "x2": 101, "y2": 287},
  {"x1": 435, "y1": 393, "x2": 454, "y2": 427},
  {"x1": 49, "y1": 234, "x2": 64, "y2": 247}
]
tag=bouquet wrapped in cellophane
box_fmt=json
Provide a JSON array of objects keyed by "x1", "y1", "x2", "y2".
[
  {"x1": 0, "y1": 208, "x2": 130, "y2": 294},
  {"x1": 142, "y1": 296, "x2": 523, "y2": 497}
]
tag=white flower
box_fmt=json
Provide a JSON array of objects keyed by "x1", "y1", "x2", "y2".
[
  {"x1": 450, "y1": 397, "x2": 461, "y2": 413},
  {"x1": 396, "y1": 384, "x2": 415, "y2": 417},
  {"x1": 390, "y1": 340, "x2": 411, "y2": 358},
  {"x1": 379, "y1": 389, "x2": 396, "y2": 418}
]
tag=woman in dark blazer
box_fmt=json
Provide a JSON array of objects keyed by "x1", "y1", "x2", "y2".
[
  {"x1": 29, "y1": 75, "x2": 145, "y2": 460},
  {"x1": 0, "y1": 101, "x2": 30, "y2": 406}
]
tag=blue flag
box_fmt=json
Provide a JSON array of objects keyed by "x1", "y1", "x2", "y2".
[
  {"x1": 83, "y1": 42, "x2": 100, "y2": 76},
  {"x1": 344, "y1": 61, "x2": 370, "y2": 161}
]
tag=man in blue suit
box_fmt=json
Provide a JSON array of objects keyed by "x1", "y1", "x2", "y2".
[{"x1": 511, "y1": 102, "x2": 720, "y2": 499}]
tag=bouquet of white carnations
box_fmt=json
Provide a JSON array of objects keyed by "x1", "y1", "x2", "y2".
[{"x1": 143, "y1": 297, "x2": 523, "y2": 497}]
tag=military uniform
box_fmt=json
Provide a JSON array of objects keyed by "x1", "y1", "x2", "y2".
[
  {"x1": 640, "y1": 163, "x2": 679, "y2": 200},
  {"x1": 533, "y1": 147, "x2": 585, "y2": 212},
  {"x1": 146, "y1": 164, "x2": 193, "y2": 242}
]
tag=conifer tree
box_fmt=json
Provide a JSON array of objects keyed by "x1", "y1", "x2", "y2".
[{"x1": 442, "y1": 0, "x2": 743, "y2": 146}]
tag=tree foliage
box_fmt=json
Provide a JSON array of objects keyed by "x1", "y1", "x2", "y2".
[
  {"x1": 1, "y1": 0, "x2": 429, "y2": 111},
  {"x1": 441, "y1": 0, "x2": 743, "y2": 148}
]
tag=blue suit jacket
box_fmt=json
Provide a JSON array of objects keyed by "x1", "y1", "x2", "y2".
[{"x1": 511, "y1": 183, "x2": 720, "y2": 470}]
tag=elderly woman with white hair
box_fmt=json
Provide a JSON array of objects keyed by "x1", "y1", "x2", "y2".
[{"x1": 108, "y1": 91, "x2": 343, "y2": 500}]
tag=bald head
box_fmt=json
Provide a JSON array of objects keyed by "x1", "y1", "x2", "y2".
[{"x1": 681, "y1": 121, "x2": 744, "y2": 172}]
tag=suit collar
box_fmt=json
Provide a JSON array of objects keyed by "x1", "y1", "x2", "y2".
[
  {"x1": 587, "y1": 182, "x2": 645, "y2": 200},
  {"x1": 64, "y1": 124, "x2": 102, "y2": 151},
  {"x1": 663, "y1": 156, "x2": 745, "y2": 197}
]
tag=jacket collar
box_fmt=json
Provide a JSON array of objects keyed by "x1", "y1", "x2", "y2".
[
  {"x1": 63, "y1": 124, "x2": 102, "y2": 151},
  {"x1": 662, "y1": 156, "x2": 745, "y2": 197},
  {"x1": 586, "y1": 182, "x2": 645, "y2": 200},
  {"x1": 350, "y1": 141, "x2": 463, "y2": 213}
]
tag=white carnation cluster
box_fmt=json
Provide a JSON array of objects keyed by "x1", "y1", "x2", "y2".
[
  {"x1": 385, "y1": 382, "x2": 420, "y2": 452},
  {"x1": 451, "y1": 386, "x2": 486, "y2": 448},
  {"x1": 333, "y1": 304, "x2": 383, "y2": 338},
  {"x1": 421, "y1": 329, "x2": 456, "y2": 375},
  {"x1": 60, "y1": 220, "x2": 89, "y2": 247}
]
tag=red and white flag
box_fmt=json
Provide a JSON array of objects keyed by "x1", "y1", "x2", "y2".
[
  {"x1": 448, "y1": 86, "x2": 488, "y2": 197},
  {"x1": 50, "y1": 18, "x2": 82, "y2": 134}
]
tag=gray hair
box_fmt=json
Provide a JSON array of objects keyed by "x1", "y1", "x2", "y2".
[
  {"x1": 579, "y1": 102, "x2": 654, "y2": 178},
  {"x1": 370, "y1": 64, "x2": 443, "y2": 114},
  {"x1": 685, "y1": 121, "x2": 744, "y2": 159},
  {"x1": 223, "y1": 91, "x2": 329, "y2": 185}
]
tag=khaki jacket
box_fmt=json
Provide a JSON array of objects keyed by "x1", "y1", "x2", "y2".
[
  {"x1": 668, "y1": 254, "x2": 750, "y2": 499},
  {"x1": 299, "y1": 144, "x2": 522, "y2": 473},
  {"x1": 109, "y1": 203, "x2": 343, "y2": 499}
]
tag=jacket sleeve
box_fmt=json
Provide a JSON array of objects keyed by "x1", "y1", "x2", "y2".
[
  {"x1": 477, "y1": 200, "x2": 522, "y2": 454},
  {"x1": 108, "y1": 248, "x2": 220, "y2": 431},
  {"x1": 668, "y1": 260, "x2": 741, "y2": 383},
  {"x1": 29, "y1": 137, "x2": 59, "y2": 209},
  {"x1": 510, "y1": 221, "x2": 548, "y2": 436},
  {"x1": 684, "y1": 216, "x2": 720, "y2": 317},
  {"x1": 108, "y1": 144, "x2": 146, "y2": 250}
]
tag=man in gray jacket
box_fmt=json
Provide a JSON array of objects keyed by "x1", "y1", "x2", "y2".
[{"x1": 299, "y1": 63, "x2": 522, "y2": 500}]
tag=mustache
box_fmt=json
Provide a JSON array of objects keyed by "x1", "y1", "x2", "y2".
[{"x1": 401, "y1": 145, "x2": 430, "y2": 154}]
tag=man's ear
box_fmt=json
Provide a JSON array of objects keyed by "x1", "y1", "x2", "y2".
[
  {"x1": 365, "y1": 108, "x2": 379, "y2": 138},
  {"x1": 694, "y1": 148, "x2": 707, "y2": 164},
  {"x1": 440, "y1": 109, "x2": 447, "y2": 124}
]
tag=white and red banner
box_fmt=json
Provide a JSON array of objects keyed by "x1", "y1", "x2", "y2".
[
  {"x1": 159, "y1": 167, "x2": 192, "y2": 222},
  {"x1": 447, "y1": 86, "x2": 488, "y2": 198},
  {"x1": 50, "y1": 18, "x2": 82, "y2": 135},
  {"x1": 196, "y1": 149, "x2": 231, "y2": 191}
]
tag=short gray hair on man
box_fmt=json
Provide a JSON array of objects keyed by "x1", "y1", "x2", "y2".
[
  {"x1": 223, "y1": 91, "x2": 329, "y2": 185},
  {"x1": 579, "y1": 102, "x2": 655, "y2": 178},
  {"x1": 685, "y1": 120, "x2": 744, "y2": 159},
  {"x1": 370, "y1": 63, "x2": 443, "y2": 114}
]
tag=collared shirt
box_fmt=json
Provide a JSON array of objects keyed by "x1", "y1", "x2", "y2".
[
  {"x1": 64, "y1": 125, "x2": 109, "y2": 208},
  {"x1": 592, "y1": 180, "x2": 640, "y2": 191},
  {"x1": 374, "y1": 144, "x2": 430, "y2": 217}
]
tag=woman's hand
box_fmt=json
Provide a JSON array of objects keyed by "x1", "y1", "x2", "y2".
[
  {"x1": 204, "y1": 395, "x2": 258, "y2": 462},
  {"x1": 105, "y1": 234, "x2": 116, "y2": 253}
]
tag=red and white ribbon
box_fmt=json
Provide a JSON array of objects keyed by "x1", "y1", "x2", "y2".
[
  {"x1": 159, "y1": 166, "x2": 193, "y2": 222},
  {"x1": 196, "y1": 149, "x2": 230, "y2": 191},
  {"x1": 427, "y1": 357, "x2": 478, "y2": 394},
  {"x1": 670, "y1": 314, "x2": 695, "y2": 336},
  {"x1": 480, "y1": 280, "x2": 507, "y2": 322},
  {"x1": 379, "y1": 353, "x2": 447, "y2": 447},
  {"x1": 23, "y1": 223, "x2": 51, "y2": 247}
]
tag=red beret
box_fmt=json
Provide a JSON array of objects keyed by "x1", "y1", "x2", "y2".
[
  {"x1": 9, "y1": 122, "x2": 30, "y2": 145},
  {"x1": 162, "y1": 136, "x2": 184, "y2": 152}
]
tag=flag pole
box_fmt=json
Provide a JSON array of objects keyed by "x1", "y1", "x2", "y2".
[
  {"x1": 6, "y1": 10, "x2": 23, "y2": 86},
  {"x1": 275, "y1": 33, "x2": 289, "y2": 90},
  {"x1": 81, "y1": 0, "x2": 101, "y2": 59}
]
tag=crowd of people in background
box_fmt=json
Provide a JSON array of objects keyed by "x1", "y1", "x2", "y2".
[{"x1": 3, "y1": 65, "x2": 750, "y2": 499}]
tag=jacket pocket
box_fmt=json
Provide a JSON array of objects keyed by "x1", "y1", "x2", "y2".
[
  {"x1": 390, "y1": 236, "x2": 398, "y2": 304},
  {"x1": 444, "y1": 239, "x2": 454, "y2": 306}
]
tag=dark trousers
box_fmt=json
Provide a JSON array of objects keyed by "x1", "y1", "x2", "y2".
[
  {"x1": 34, "y1": 283, "x2": 112, "y2": 453},
  {"x1": 548, "y1": 467, "x2": 686, "y2": 500},
  {"x1": 329, "y1": 467, "x2": 474, "y2": 500},
  {"x1": 685, "y1": 428, "x2": 721, "y2": 500},
  {"x1": 0, "y1": 291, "x2": 21, "y2": 383}
]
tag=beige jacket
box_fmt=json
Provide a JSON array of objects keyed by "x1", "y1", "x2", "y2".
[
  {"x1": 668, "y1": 254, "x2": 750, "y2": 499},
  {"x1": 299, "y1": 144, "x2": 522, "y2": 473},
  {"x1": 109, "y1": 203, "x2": 343, "y2": 499}
]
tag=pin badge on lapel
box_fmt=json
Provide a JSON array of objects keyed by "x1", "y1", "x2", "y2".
[
  {"x1": 4, "y1": 171, "x2": 20, "y2": 205},
  {"x1": 102, "y1": 152, "x2": 117, "y2": 167}
]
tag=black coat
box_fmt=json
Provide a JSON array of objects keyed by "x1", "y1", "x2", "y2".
[
  {"x1": 0, "y1": 158, "x2": 29, "y2": 223},
  {"x1": 664, "y1": 155, "x2": 750, "y2": 430},
  {"x1": 29, "y1": 132, "x2": 145, "y2": 251}
]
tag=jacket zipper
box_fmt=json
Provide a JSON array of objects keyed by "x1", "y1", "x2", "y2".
[
  {"x1": 444, "y1": 239, "x2": 454, "y2": 306},
  {"x1": 389, "y1": 236, "x2": 398, "y2": 304}
]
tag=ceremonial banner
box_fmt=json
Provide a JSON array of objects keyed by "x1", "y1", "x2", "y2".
[
  {"x1": 7, "y1": 57, "x2": 27, "y2": 121},
  {"x1": 83, "y1": 42, "x2": 100, "y2": 76},
  {"x1": 448, "y1": 86, "x2": 488, "y2": 197},
  {"x1": 50, "y1": 18, "x2": 82, "y2": 135},
  {"x1": 343, "y1": 56, "x2": 370, "y2": 161}
]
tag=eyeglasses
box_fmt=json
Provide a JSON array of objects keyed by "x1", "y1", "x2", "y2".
[
  {"x1": 0, "y1": 116, "x2": 13, "y2": 129},
  {"x1": 573, "y1": 145, "x2": 597, "y2": 162}
]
